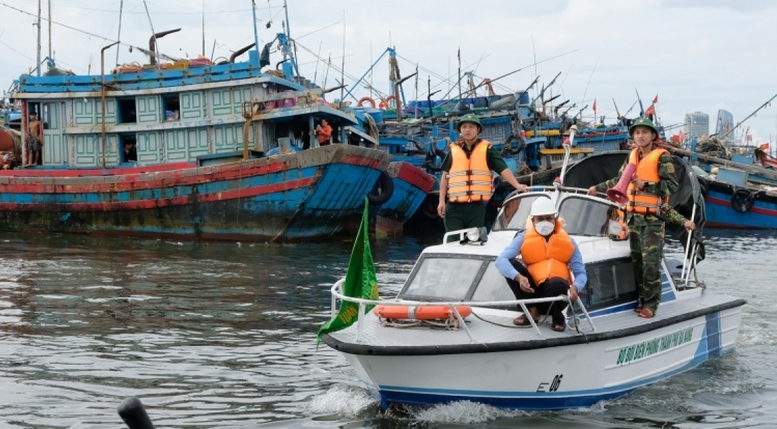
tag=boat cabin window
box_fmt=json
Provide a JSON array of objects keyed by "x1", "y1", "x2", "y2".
[
  {"x1": 579, "y1": 258, "x2": 638, "y2": 310},
  {"x1": 470, "y1": 261, "x2": 516, "y2": 302},
  {"x1": 400, "y1": 254, "x2": 639, "y2": 311},
  {"x1": 557, "y1": 196, "x2": 618, "y2": 237},
  {"x1": 493, "y1": 194, "x2": 549, "y2": 230},
  {"x1": 117, "y1": 98, "x2": 136, "y2": 124},
  {"x1": 162, "y1": 94, "x2": 180, "y2": 121},
  {"x1": 494, "y1": 193, "x2": 620, "y2": 238},
  {"x1": 401, "y1": 255, "x2": 487, "y2": 301}
]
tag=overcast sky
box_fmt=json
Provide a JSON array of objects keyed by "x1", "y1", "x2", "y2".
[{"x1": 2, "y1": 0, "x2": 776, "y2": 145}]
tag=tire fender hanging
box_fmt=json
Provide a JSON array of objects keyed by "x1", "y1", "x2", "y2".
[
  {"x1": 367, "y1": 171, "x2": 394, "y2": 205},
  {"x1": 731, "y1": 187, "x2": 755, "y2": 213}
]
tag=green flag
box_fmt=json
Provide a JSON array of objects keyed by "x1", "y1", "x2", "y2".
[{"x1": 317, "y1": 197, "x2": 379, "y2": 345}]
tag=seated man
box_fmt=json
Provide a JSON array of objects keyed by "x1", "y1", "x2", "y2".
[{"x1": 495, "y1": 198, "x2": 587, "y2": 332}]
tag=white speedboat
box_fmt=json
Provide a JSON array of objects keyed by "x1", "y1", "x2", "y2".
[{"x1": 321, "y1": 144, "x2": 746, "y2": 411}]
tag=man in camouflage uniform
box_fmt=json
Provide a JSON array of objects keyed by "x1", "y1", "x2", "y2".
[
  {"x1": 588, "y1": 117, "x2": 695, "y2": 318},
  {"x1": 437, "y1": 113, "x2": 528, "y2": 233}
]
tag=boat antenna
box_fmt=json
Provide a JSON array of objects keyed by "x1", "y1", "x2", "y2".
[
  {"x1": 580, "y1": 56, "x2": 598, "y2": 114},
  {"x1": 313, "y1": 40, "x2": 322, "y2": 85},
  {"x1": 201, "y1": 0, "x2": 205, "y2": 56},
  {"x1": 116, "y1": 0, "x2": 124, "y2": 66},
  {"x1": 457, "y1": 47, "x2": 462, "y2": 102},
  {"x1": 635, "y1": 88, "x2": 644, "y2": 117},
  {"x1": 558, "y1": 125, "x2": 578, "y2": 185},
  {"x1": 323, "y1": 53, "x2": 331, "y2": 89}
]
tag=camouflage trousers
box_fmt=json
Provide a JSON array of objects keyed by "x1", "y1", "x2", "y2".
[{"x1": 629, "y1": 221, "x2": 665, "y2": 313}]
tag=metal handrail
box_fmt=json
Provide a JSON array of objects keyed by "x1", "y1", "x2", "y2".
[{"x1": 329, "y1": 279, "x2": 597, "y2": 341}]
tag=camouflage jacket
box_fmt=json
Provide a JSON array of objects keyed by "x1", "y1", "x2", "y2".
[{"x1": 595, "y1": 152, "x2": 687, "y2": 226}]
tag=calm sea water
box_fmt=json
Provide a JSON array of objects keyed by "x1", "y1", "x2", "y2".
[{"x1": 0, "y1": 229, "x2": 774, "y2": 428}]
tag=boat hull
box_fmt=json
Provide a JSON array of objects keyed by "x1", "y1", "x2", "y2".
[
  {"x1": 372, "y1": 161, "x2": 435, "y2": 237},
  {"x1": 0, "y1": 145, "x2": 391, "y2": 241},
  {"x1": 703, "y1": 180, "x2": 777, "y2": 229},
  {"x1": 331, "y1": 304, "x2": 743, "y2": 410}
]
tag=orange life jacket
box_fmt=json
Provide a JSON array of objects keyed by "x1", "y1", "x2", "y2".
[
  {"x1": 447, "y1": 140, "x2": 493, "y2": 203},
  {"x1": 626, "y1": 147, "x2": 669, "y2": 215},
  {"x1": 520, "y1": 222, "x2": 575, "y2": 285},
  {"x1": 611, "y1": 209, "x2": 628, "y2": 240}
]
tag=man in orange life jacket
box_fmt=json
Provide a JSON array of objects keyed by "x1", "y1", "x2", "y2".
[
  {"x1": 495, "y1": 197, "x2": 587, "y2": 332},
  {"x1": 437, "y1": 113, "x2": 528, "y2": 232},
  {"x1": 587, "y1": 117, "x2": 695, "y2": 319}
]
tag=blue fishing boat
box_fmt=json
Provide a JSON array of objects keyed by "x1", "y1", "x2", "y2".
[
  {"x1": 368, "y1": 160, "x2": 436, "y2": 237},
  {"x1": 695, "y1": 166, "x2": 777, "y2": 229},
  {"x1": 2, "y1": 3, "x2": 392, "y2": 242},
  {"x1": 666, "y1": 142, "x2": 777, "y2": 229}
]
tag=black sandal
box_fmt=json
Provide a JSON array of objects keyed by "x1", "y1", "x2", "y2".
[
  {"x1": 513, "y1": 314, "x2": 538, "y2": 327},
  {"x1": 551, "y1": 313, "x2": 566, "y2": 332}
]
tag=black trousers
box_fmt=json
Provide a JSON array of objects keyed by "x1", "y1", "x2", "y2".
[{"x1": 504, "y1": 259, "x2": 570, "y2": 323}]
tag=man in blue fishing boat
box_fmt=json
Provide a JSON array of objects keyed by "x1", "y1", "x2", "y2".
[
  {"x1": 495, "y1": 197, "x2": 587, "y2": 332},
  {"x1": 437, "y1": 113, "x2": 528, "y2": 232},
  {"x1": 587, "y1": 117, "x2": 695, "y2": 319},
  {"x1": 24, "y1": 110, "x2": 43, "y2": 167}
]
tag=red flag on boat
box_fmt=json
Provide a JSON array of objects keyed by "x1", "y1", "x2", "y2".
[
  {"x1": 645, "y1": 104, "x2": 656, "y2": 118},
  {"x1": 747, "y1": 134, "x2": 753, "y2": 142},
  {"x1": 592, "y1": 98, "x2": 597, "y2": 113},
  {"x1": 679, "y1": 130, "x2": 685, "y2": 141}
]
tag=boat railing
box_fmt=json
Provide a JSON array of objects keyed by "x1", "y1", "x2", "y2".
[{"x1": 329, "y1": 279, "x2": 595, "y2": 343}]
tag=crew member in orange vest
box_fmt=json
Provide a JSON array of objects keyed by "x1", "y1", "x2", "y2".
[
  {"x1": 588, "y1": 117, "x2": 694, "y2": 318},
  {"x1": 437, "y1": 113, "x2": 528, "y2": 232},
  {"x1": 495, "y1": 198, "x2": 587, "y2": 332}
]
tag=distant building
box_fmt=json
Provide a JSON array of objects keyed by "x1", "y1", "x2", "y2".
[
  {"x1": 715, "y1": 109, "x2": 734, "y2": 137},
  {"x1": 684, "y1": 112, "x2": 709, "y2": 140}
]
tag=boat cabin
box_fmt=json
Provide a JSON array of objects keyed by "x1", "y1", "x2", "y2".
[
  {"x1": 12, "y1": 58, "x2": 365, "y2": 169},
  {"x1": 398, "y1": 192, "x2": 643, "y2": 313}
]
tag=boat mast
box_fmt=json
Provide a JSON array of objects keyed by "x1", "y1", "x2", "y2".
[
  {"x1": 36, "y1": 0, "x2": 41, "y2": 76},
  {"x1": 251, "y1": 0, "x2": 260, "y2": 61},
  {"x1": 721, "y1": 93, "x2": 777, "y2": 140},
  {"x1": 340, "y1": 11, "x2": 345, "y2": 103},
  {"x1": 282, "y1": 0, "x2": 299, "y2": 77},
  {"x1": 47, "y1": 0, "x2": 51, "y2": 59},
  {"x1": 116, "y1": 0, "x2": 124, "y2": 66}
]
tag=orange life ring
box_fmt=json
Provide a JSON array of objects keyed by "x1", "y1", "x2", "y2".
[
  {"x1": 379, "y1": 94, "x2": 398, "y2": 110},
  {"x1": 357, "y1": 97, "x2": 376, "y2": 108},
  {"x1": 373, "y1": 305, "x2": 472, "y2": 320}
]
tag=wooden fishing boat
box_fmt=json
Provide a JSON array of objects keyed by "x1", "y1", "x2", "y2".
[{"x1": 3, "y1": 5, "x2": 392, "y2": 242}]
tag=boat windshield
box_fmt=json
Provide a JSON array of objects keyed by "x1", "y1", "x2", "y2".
[
  {"x1": 493, "y1": 192, "x2": 619, "y2": 237},
  {"x1": 400, "y1": 255, "x2": 520, "y2": 302},
  {"x1": 401, "y1": 255, "x2": 490, "y2": 301}
]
